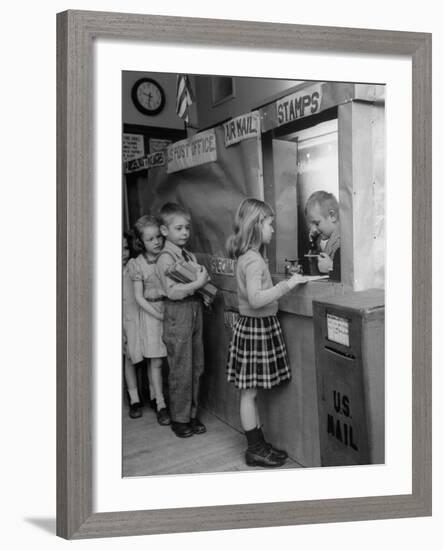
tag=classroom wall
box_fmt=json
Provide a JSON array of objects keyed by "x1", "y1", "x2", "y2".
[
  {"x1": 195, "y1": 76, "x2": 302, "y2": 129},
  {"x1": 123, "y1": 72, "x2": 300, "y2": 131}
]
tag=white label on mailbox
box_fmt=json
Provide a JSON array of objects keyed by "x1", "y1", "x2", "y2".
[{"x1": 326, "y1": 314, "x2": 350, "y2": 347}]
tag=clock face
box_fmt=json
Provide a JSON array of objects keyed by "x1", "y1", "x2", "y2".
[{"x1": 132, "y1": 78, "x2": 165, "y2": 116}]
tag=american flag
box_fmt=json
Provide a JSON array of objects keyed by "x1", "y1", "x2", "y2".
[{"x1": 176, "y1": 74, "x2": 195, "y2": 123}]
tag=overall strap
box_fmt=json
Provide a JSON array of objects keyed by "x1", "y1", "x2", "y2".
[{"x1": 155, "y1": 249, "x2": 177, "y2": 263}]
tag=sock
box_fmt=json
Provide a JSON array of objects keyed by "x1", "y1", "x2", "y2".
[
  {"x1": 148, "y1": 384, "x2": 155, "y2": 401},
  {"x1": 156, "y1": 396, "x2": 166, "y2": 411},
  {"x1": 255, "y1": 426, "x2": 271, "y2": 450},
  {"x1": 128, "y1": 388, "x2": 140, "y2": 405},
  {"x1": 256, "y1": 426, "x2": 266, "y2": 443},
  {"x1": 245, "y1": 427, "x2": 263, "y2": 451}
]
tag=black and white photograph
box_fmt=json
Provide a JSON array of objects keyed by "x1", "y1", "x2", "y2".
[
  {"x1": 122, "y1": 72, "x2": 385, "y2": 477},
  {"x1": 3, "y1": 0, "x2": 439, "y2": 547}
]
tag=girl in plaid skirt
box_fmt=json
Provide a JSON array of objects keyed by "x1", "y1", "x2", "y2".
[{"x1": 226, "y1": 198, "x2": 307, "y2": 468}]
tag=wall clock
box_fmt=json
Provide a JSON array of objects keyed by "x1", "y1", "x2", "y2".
[{"x1": 131, "y1": 78, "x2": 165, "y2": 116}]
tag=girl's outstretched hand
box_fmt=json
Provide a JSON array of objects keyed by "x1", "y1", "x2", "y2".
[{"x1": 286, "y1": 272, "x2": 308, "y2": 290}]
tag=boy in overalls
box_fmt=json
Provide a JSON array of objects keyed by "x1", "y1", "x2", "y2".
[{"x1": 156, "y1": 202, "x2": 210, "y2": 438}]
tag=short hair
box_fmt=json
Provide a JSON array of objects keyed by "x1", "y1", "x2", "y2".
[
  {"x1": 305, "y1": 191, "x2": 339, "y2": 219},
  {"x1": 158, "y1": 202, "x2": 191, "y2": 227},
  {"x1": 132, "y1": 215, "x2": 161, "y2": 254}
]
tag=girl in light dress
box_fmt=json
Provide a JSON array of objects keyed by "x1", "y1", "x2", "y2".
[
  {"x1": 127, "y1": 215, "x2": 170, "y2": 426},
  {"x1": 226, "y1": 198, "x2": 307, "y2": 467},
  {"x1": 122, "y1": 232, "x2": 144, "y2": 418}
]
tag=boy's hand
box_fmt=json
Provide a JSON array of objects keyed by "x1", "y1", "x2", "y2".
[
  {"x1": 318, "y1": 253, "x2": 333, "y2": 273},
  {"x1": 195, "y1": 265, "x2": 210, "y2": 287},
  {"x1": 309, "y1": 228, "x2": 319, "y2": 241}
]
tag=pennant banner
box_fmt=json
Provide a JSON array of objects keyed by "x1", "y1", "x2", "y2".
[
  {"x1": 166, "y1": 129, "x2": 217, "y2": 174},
  {"x1": 276, "y1": 83, "x2": 323, "y2": 127},
  {"x1": 124, "y1": 151, "x2": 165, "y2": 174},
  {"x1": 223, "y1": 111, "x2": 260, "y2": 147}
]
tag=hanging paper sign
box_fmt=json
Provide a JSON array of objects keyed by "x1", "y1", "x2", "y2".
[
  {"x1": 124, "y1": 151, "x2": 165, "y2": 174},
  {"x1": 145, "y1": 151, "x2": 166, "y2": 169},
  {"x1": 223, "y1": 111, "x2": 260, "y2": 147},
  {"x1": 166, "y1": 129, "x2": 217, "y2": 174},
  {"x1": 276, "y1": 83, "x2": 323, "y2": 127},
  {"x1": 122, "y1": 133, "x2": 145, "y2": 161},
  {"x1": 149, "y1": 138, "x2": 172, "y2": 153},
  {"x1": 124, "y1": 157, "x2": 144, "y2": 174}
]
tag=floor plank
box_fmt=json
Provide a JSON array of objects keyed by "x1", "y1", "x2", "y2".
[{"x1": 123, "y1": 405, "x2": 302, "y2": 477}]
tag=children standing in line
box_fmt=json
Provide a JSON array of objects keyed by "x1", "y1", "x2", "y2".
[
  {"x1": 156, "y1": 202, "x2": 210, "y2": 439},
  {"x1": 122, "y1": 232, "x2": 144, "y2": 419},
  {"x1": 127, "y1": 215, "x2": 170, "y2": 426},
  {"x1": 305, "y1": 191, "x2": 341, "y2": 280},
  {"x1": 226, "y1": 198, "x2": 307, "y2": 468}
]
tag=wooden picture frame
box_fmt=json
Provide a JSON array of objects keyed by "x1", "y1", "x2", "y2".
[{"x1": 56, "y1": 10, "x2": 431, "y2": 539}]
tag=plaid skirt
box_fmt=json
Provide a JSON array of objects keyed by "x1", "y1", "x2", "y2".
[{"x1": 226, "y1": 315, "x2": 291, "y2": 389}]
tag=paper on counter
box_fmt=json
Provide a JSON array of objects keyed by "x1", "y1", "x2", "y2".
[{"x1": 297, "y1": 275, "x2": 330, "y2": 282}]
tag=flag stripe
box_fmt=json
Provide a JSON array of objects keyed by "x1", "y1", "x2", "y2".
[{"x1": 176, "y1": 75, "x2": 194, "y2": 123}]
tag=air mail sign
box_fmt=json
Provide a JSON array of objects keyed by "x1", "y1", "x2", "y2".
[
  {"x1": 224, "y1": 111, "x2": 260, "y2": 147},
  {"x1": 276, "y1": 84, "x2": 322, "y2": 127}
]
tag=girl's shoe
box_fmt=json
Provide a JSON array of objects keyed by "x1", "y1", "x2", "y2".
[
  {"x1": 129, "y1": 402, "x2": 143, "y2": 419},
  {"x1": 245, "y1": 447, "x2": 285, "y2": 468},
  {"x1": 264, "y1": 442, "x2": 288, "y2": 461},
  {"x1": 157, "y1": 407, "x2": 171, "y2": 426},
  {"x1": 257, "y1": 428, "x2": 288, "y2": 460}
]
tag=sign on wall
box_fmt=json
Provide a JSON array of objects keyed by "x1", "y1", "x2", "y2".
[
  {"x1": 122, "y1": 133, "x2": 145, "y2": 161},
  {"x1": 276, "y1": 83, "x2": 323, "y2": 127},
  {"x1": 149, "y1": 138, "x2": 172, "y2": 152},
  {"x1": 166, "y1": 129, "x2": 217, "y2": 174},
  {"x1": 124, "y1": 151, "x2": 165, "y2": 174},
  {"x1": 223, "y1": 111, "x2": 260, "y2": 147}
]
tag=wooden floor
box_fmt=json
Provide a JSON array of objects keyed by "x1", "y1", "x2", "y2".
[{"x1": 123, "y1": 404, "x2": 302, "y2": 477}]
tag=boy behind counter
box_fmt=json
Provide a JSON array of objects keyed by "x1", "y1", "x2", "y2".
[
  {"x1": 156, "y1": 202, "x2": 210, "y2": 439},
  {"x1": 305, "y1": 190, "x2": 341, "y2": 280}
]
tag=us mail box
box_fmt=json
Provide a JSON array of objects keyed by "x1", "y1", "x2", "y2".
[{"x1": 313, "y1": 289, "x2": 385, "y2": 466}]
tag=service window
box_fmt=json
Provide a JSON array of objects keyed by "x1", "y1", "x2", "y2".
[{"x1": 262, "y1": 108, "x2": 341, "y2": 280}]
